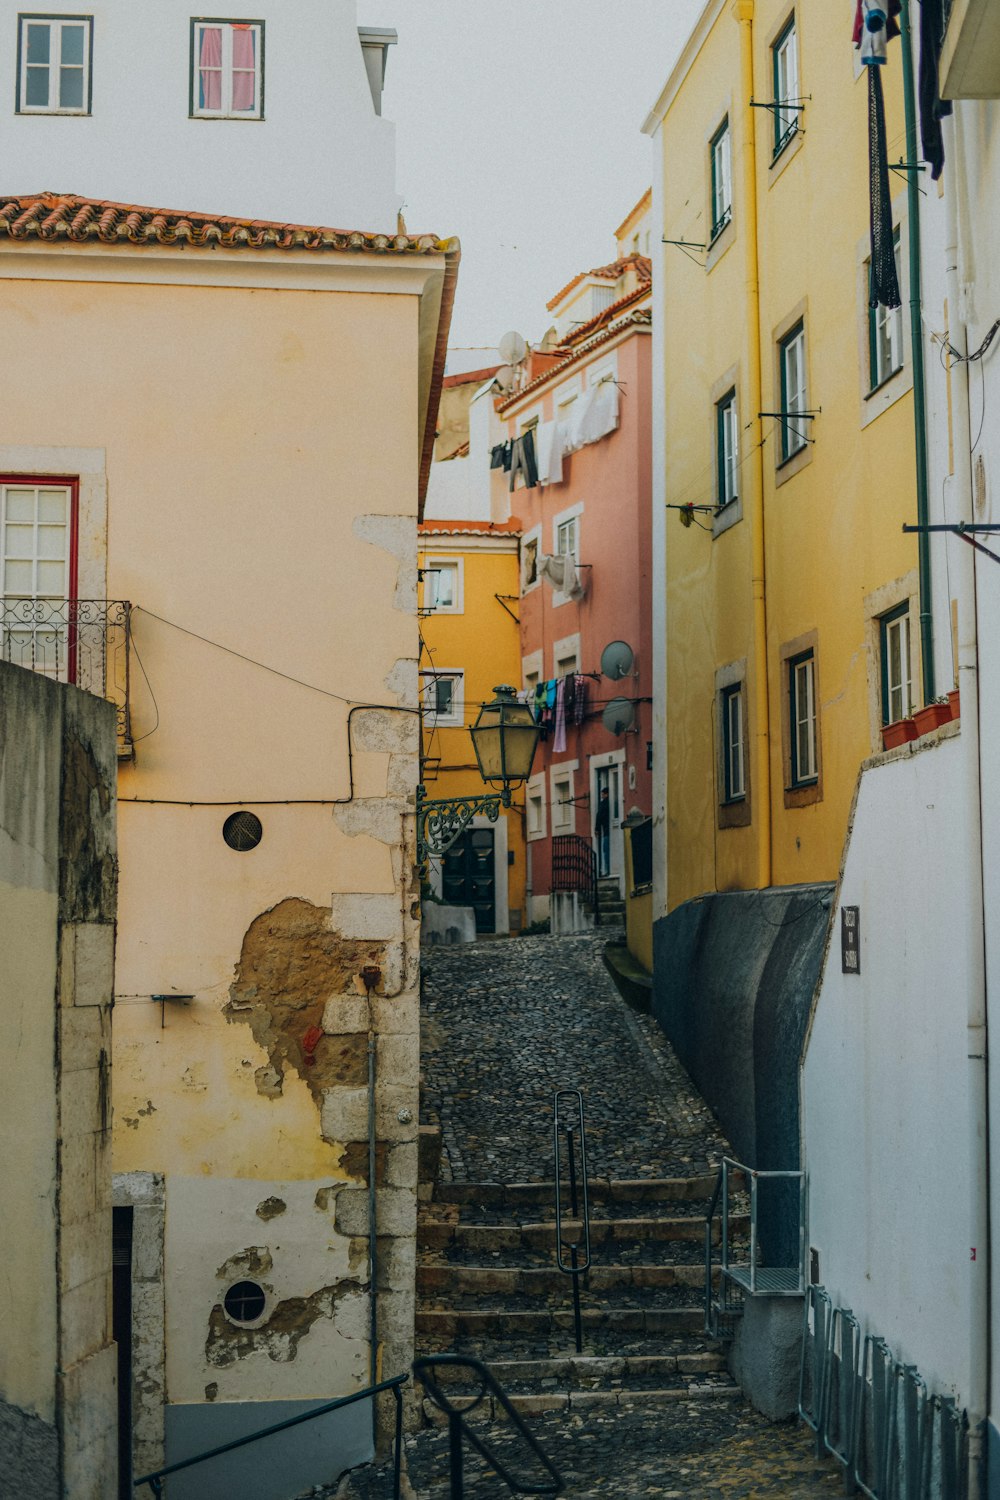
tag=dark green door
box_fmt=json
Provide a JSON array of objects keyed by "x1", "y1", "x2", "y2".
[{"x1": 442, "y1": 828, "x2": 496, "y2": 933}]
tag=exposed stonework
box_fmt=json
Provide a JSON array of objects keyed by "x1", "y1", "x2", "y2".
[
  {"x1": 216, "y1": 1246, "x2": 273, "y2": 1280},
  {"x1": 352, "y1": 514, "x2": 418, "y2": 613},
  {"x1": 227, "y1": 898, "x2": 388, "y2": 1101},
  {"x1": 256, "y1": 1197, "x2": 287, "y2": 1221},
  {"x1": 205, "y1": 1281, "x2": 365, "y2": 1368}
]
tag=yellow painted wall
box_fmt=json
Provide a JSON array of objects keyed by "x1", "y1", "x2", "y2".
[
  {"x1": 657, "y1": 0, "x2": 917, "y2": 909},
  {"x1": 418, "y1": 536, "x2": 526, "y2": 928}
]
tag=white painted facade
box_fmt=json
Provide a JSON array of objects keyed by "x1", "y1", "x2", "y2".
[{"x1": 0, "y1": 0, "x2": 400, "y2": 227}]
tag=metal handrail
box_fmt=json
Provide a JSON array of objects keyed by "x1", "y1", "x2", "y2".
[
  {"x1": 133, "y1": 1372, "x2": 408, "y2": 1498},
  {"x1": 551, "y1": 835, "x2": 599, "y2": 922},
  {"x1": 413, "y1": 1355, "x2": 563, "y2": 1497},
  {"x1": 553, "y1": 1090, "x2": 591, "y2": 1354}
]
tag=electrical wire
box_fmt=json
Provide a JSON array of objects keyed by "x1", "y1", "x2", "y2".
[{"x1": 127, "y1": 616, "x2": 160, "y2": 744}]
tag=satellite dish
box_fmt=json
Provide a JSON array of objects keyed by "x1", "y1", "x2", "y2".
[
  {"x1": 494, "y1": 365, "x2": 517, "y2": 392},
  {"x1": 498, "y1": 331, "x2": 528, "y2": 366},
  {"x1": 602, "y1": 698, "x2": 636, "y2": 736},
  {"x1": 600, "y1": 640, "x2": 635, "y2": 680}
]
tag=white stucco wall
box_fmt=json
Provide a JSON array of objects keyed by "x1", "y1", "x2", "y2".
[
  {"x1": 0, "y1": 0, "x2": 399, "y2": 227},
  {"x1": 802, "y1": 731, "x2": 975, "y2": 1400}
]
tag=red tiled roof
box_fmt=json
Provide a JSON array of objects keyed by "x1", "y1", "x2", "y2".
[
  {"x1": 546, "y1": 253, "x2": 652, "y2": 312},
  {"x1": 614, "y1": 188, "x2": 653, "y2": 243},
  {"x1": 0, "y1": 194, "x2": 460, "y2": 515},
  {"x1": 0, "y1": 192, "x2": 454, "y2": 255},
  {"x1": 496, "y1": 308, "x2": 651, "y2": 414},
  {"x1": 559, "y1": 282, "x2": 651, "y2": 350},
  {"x1": 419, "y1": 518, "x2": 521, "y2": 536},
  {"x1": 442, "y1": 365, "x2": 501, "y2": 389}
]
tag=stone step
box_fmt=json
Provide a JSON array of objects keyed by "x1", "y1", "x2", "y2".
[
  {"x1": 415, "y1": 1306, "x2": 705, "y2": 1341},
  {"x1": 417, "y1": 1263, "x2": 709, "y2": 1298},
  {"x1": 417, "y1": 1213, "x2": 746, "y2": 1253},
  {"x1": 431, "y1": 1174, "x2": 718, "y2": 1209},
  {"x1": 421, "y1": 1350, "x2": 727, "y2": 1392},
  {"x1": 419, "y1": 1379, "x2": 740, "y2": 1427}
]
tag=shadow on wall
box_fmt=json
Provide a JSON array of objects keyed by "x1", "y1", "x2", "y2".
[{"x1": 652, "y1": 883, "x2": 834, "y2": 1261}]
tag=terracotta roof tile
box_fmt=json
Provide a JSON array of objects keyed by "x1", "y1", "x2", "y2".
[
  {"x1": 0, "y1": 192, "x2": 455, "y2": 255},
  {"x1": 497, "y1": 307, "x2": 651, "y2": 414},
  {"x1": 419, "y1": 518, "x2": 521, "y2": 536},
  {"x1": 558, "y1": 282, "x2": 651, "y2": 349},
  {"x1": 546, "y1": 253, "x2": 652, "y2": 312}
]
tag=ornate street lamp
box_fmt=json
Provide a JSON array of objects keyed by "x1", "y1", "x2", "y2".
[{"x1": 416, "y1": 685, "x2": 539, "y2": 862}]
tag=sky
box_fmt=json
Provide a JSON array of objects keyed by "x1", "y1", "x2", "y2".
[{"x1": 372, "y1": 1, "x2": 706, "y2": 352}]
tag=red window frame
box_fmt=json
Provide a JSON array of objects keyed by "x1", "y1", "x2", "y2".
[{"x1": 0, "y1": 474, "x2": 81, "y2": 682}]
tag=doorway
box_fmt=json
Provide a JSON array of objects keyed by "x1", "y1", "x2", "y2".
[
  {"x1": 112, "y1": 1206, "x2": 133, "y2": 1500},
  {"x1": 442, "y1": 827, "x2": 496, "y2": 933},
  {"x1": 593, "y1": 762, "x2": 624, "y2": 886}
]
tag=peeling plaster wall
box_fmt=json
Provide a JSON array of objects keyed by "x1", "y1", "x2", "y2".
[
  {"x1": 0, "y1": 274, "x2": 426, "y2": 1458},
  {"x1": 0, "y1": 661, "x2": 119, "y2": 1500}
]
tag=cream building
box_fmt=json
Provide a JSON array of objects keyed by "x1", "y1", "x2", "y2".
[{"x1": 0, "y1": 192, "x2": 456, "y2": 1495}]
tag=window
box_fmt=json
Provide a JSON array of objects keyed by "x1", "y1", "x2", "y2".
[
  {"x1": 591, "y1": 285, "x2": 616, "y2": 317},
  {"x1": 1, "y1": 480, "x2": 74, "y2": 679},
  {"x1": 556, "y1": 515, "x2": 579, "y2": 563},
  {"x1": 521, "y1": 531, "x2": 540, "y2": 592},
  {"x1": 526, "y1": 776, "x2": 546, "y2": 841},
  {"x1": 710, "y1": 119, "x2": 733, "y2": 242},
  {"x1": 880, "y1": 603, "x2": 912, "y2": 725},
  {"x1": 789, "y1": 651, "x2": 817, "y2": 785},
  {"x1": 551, "y1": 770, "x2": 575, "y2": 833},
  {"x1": 716, "y1": 390, "x2": 739, "y2": 506},
  {"x1": 191, "y1": 19, "x2": 263, "y2": 119},
  {"x1": 779, "y1": 322, "x2": 808, "y2": 462},
  {"x1": 421, "y1": 670, "x2": 463, "y2": 727},
  {"x1": 722, "y1": 684, "x2": 746, "y2": 801},
  {"x1": 557, "y1": 392, "x2": 578, "y2": 428},
  {"x1": 423, "y1": 557, "x2": 462, "y2": 614},
  {"x1": 869, "y1": 230, "x2": 904, "y2": 390},
  {"x1": 772, "y1": 16, "x2": 799, "y2": 158},
  {"x1": 17, "y1": 15, "x2": 92, "y2": 113}
]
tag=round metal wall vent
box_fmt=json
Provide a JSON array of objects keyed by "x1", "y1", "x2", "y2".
[
  {"x1": 223, "y1": 811, "x2": 263, "y2": 852},
  {"x1": 223, "y1": 1281, "x2": 267, "y2": 1324}
]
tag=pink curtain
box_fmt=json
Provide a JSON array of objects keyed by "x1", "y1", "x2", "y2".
[
  {"x1": 231, "y1": 26, "x2": 256, "y2": 112},
  {"x1": 199, "y1": 27, "x2": 222, "y2": 110}
]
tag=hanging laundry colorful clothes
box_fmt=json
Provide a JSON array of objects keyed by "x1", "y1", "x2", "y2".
[
  {"x1": 563, "y1": 673, "x2": 577, "y2": 724},
  {"x1": 853, "y1": 0, "x2": 900, "y2": 65},
  {"x1": 572, "y1": 675, "x2": 588, "y2": 725},
  {"x1": 553, "y1": 677, "x2": 567, "y2": 753}
]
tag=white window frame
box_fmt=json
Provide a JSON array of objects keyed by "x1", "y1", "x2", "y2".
[
  {"x1": 722, "y1": 684, "x2": 746, "y2": 801},
  {"x1": 552, "y1": 632, "x2": 581, "y2": 681},
  {"x1": 790, "y1": 653, "x2": 817, "y2": 784},
  {"x1": 710, "y1": 119, "x2": 733, "y2": 241},
  {"x1": 773, "y1": 16, "x2": 799, "y2": 158},
  {"x1": 780, "y1": 323, "x2": 808, "y2": 462},
  {"x1": 421, "y1": 668, "x2": 464, "y2": 728},
  {"x1": 550, "y1": 502, "x2": 584, "y2": 608},
  {"x1": 17, "y1": 15, "x2": 92, "y2": 115},
  {"x1": 526, "y1": 774, "x2": 547, "y2": 842},
  {"x1": 717, "y1": 390, "x2": 739, "y2": 506},
  {"x1": 870, "y1": 231, "x2": 904, "y2": 390},
  {"x1": 1, "y1": 481, "x2": 73, "y2": 682},
  {"x1": 521, "y1": 526, "x2": 542, "y2": 595},
  {"x1": 881, "y1": 605, "x2": 912, "y2": 726},
  {"x1": 1, "y1": 481, "x2": 71, "y2": 601},
  {"x1": 191, "y1": 19, "x2": 263, "y2": 120},
  {"x1": 422, "y1": 555, "x2": 463, "y2": 615},
  {"x1": 549, "y1": 760, "x2": 578, "y2": 835}
]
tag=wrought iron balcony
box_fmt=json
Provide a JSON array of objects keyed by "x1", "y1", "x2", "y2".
[{"x1": 1, "y1": 598, "x2": 132, "y2": 752}]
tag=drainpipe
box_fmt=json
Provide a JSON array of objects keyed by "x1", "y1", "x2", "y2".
[
  {"x1": 899, "y1": 0, "x2": 936, "y2": 703},
  {"x1": 733, "y1": 0, "x2": 772, "y2": 891},
  {"x1": 942, "y1": 108, "x2": 990, "y2": 1495}
]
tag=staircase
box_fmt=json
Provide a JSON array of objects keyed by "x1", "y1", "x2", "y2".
[
  {"x1": 594, "y1": 876, "x2": 625, "y2": 929},
  {"x1": 411, "y1": 1175, "x2": 742, "y2": 1459}
]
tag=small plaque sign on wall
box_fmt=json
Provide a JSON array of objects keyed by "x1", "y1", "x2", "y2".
[{"x1": 841, "y1": 905, "x2": 860, "y2": 975}]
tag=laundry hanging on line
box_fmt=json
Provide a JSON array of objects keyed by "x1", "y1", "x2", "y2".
[
  {"x1": 856, "y1": 1, "x2": 901, "y2": 310},
  {"x1": 917, "y1": 0, "x2": 951, "y2": 181},
  {"x1": 509, "y1": 429, "x2": 539, "y2": 490}
]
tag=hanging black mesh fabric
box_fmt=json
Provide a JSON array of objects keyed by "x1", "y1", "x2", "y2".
[{"x1": 868, "y1": 66, "x2": 901, "y2": 310}]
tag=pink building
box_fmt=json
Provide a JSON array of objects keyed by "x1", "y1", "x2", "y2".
[{"x1": 496, "y1": 198, "x2": 653, "y2": 929}]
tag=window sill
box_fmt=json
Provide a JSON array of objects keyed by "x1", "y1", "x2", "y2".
[
  {"x1": 713, "y1": 497, "x2": 742, "y2": 537},
  {"x1": 784, "y1": 778, "x2": 822, "y2": 809},
  {"x1": 706, "y1": 217, "x2": 735, "y2": 274},
  {"x1": 769, "y1": 127, "x2": 804, "y2": 184},
  {"x1": 774, "y1": 439, "x2": 813, "y2": 488},
  {"x1": 866, "y1": 365, "x2": 904, "y2": 400},
  {"x1": 718, "y1": 795, "x2": 752, "y2": 829},
  {"x1": 17, "y1": 107, "x2": 91, "y2": 117},
  {"x1": 861, "y1": 362, "x2": 912, "y2": 429},
  {"x1": 190, "y1": 113, "x2": 265, "y2": 123}
]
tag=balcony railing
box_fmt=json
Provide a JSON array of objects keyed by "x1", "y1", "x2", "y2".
[{"x1": 1, "y1": 598, "x2": 132, "y2": 751}]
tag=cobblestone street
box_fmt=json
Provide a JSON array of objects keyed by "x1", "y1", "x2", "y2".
[{"x1": 397, "y1": 932, "x2": 841, "y2": 1498}]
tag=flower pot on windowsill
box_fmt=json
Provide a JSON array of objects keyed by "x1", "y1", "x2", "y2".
[
  {"x1": 947, "y1": 689, "x2": 960, "y2": 721},
  {"x1": 881, "y1": 718, "x2": 918, "y2": 750},
  {"x1": 913, "y1": 701, "x2": 952, "y2": 736}
]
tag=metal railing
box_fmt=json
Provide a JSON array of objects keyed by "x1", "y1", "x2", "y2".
[
  {"x1": 1, "y1": 598, "x2": 132, "y2": 747},
  {"x1": 704, "y1": 1157, "x2": 805, "y2": 1338},
  {"x1": 798, "y1": 1288, "x2": 970, "y2": 1500},
  {"x1": 413, "y1": 1356, "x2": 563, "y2": 1497},
  {"x1": 553, "y1": 1089, "x2": 591, "y2": 1355},
  {"x1": 551, "y1": 835, "x2": 599, "y2": 923},
  {"x1": 133, "y1": 1372, "x2": 408, "y2": 1499}
]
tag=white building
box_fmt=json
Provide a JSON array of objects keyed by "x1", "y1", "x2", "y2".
[{"x1": 0, "y1": 0, "x2": 400, "y2": 227}]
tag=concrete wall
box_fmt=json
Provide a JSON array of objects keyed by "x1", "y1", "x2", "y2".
[
  {"x1": 652, "y1": 881, "x2": 833, "y2": 1259},
  {"x1": 0, "y1": 660, "x2": 118, "y2": 1499},
  {"x1": 0, "y1": 236, "x2": 443, "y2": 1473},
  {"x1": 802, "y1": 729, "x2": 974, "y2": 1401},
  {"x1": 0, "y1": 0, "x2": 399, "y2": 227}
]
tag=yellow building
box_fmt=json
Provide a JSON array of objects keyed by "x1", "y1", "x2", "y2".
[
  {"x1": 644, "y1": 0, "x2": 924, "y2": 912},
  {"x1": 418, "y1": 517, "x2": 526, "y2": 935},
  {"x1": 0, "y1": 192, "x2": 456, "y2": 1482}
]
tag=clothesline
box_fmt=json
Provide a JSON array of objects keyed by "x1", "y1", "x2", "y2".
[
  {"x1": 490, "y1": 378, "x2": 621, "y2": 490},
  {"x1": 528, "y1": 675, "x2": 589, "y2": 753}
]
